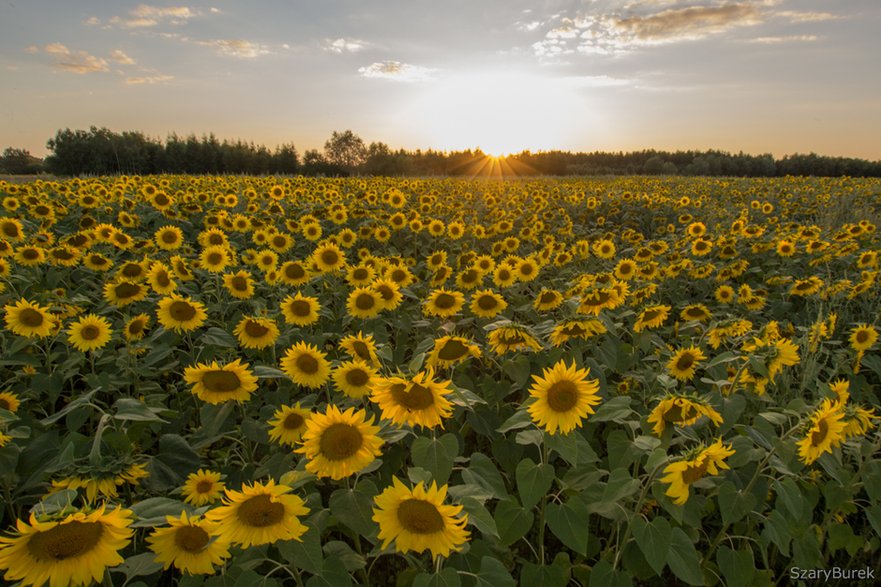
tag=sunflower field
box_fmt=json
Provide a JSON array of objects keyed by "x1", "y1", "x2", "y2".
[{"x1": 0, "y1": 174, "x2": 880, "y2": 587}]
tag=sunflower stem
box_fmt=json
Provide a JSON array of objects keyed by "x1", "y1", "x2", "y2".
[{"x1": 537, "y1": 440, "x2": 549, "y2": 564}]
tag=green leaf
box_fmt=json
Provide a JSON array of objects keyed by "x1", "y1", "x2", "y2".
[
  {"x1": 460, "y1": 496, "x2": 499, "y2": 539},
  {"x1": 502, "y1": 355, "x2": 532, "y2": 389},
  {"x1": 112, "y1": 398, "x2": 167, "y2": 423},
  {"x1": 461, "y1": 453, "x2": 507, "y2": 500},
  {"x1": 545, "y1": 431, "x2": 598, "y2": 465},
  {"x1": 329, "y1": 488, "x2": 378, "y2": 537},
  {"x1": 129, "y1": 497, "x2": 190, "y2": 527},
  {"x1": 322, "y1": 541, "x2": 366, "y2": 572},
  {"x1": 412, "y1": 434, "x2": 458, "y2": 485},
  {"x1": 413, "y1": 567, "x2": 461, "y2": 587},
  {"x1": 589, "y1": 559, "x2": 633, "y2": 587},
  {"x1": 279, "y1": 526, "x2": 323, "y2": 574},
  {"x1": 520, "y1": 562, "x2": 566, "y2": 587},
  {"x1": 515, "y1": 429, "x2": 543, "y2": 447},
  {"x1": 146, "y1": 434, "x2": 201, "y2": 491},
  {"x1": 546, "y1": 497, "x2": 589, "y2": 556},
  {"x1": 254, "y1": 365, "x2": 288, "y2": 378},
  {"x1": 717, "y1": 482, "x2": 757, "y2": 525},
  {"x1": 773, "y1": 478, "x2": 807, "y2": 521},
  {"x1": 632, "y1": 516, "x2": 671, "y2": 576},
  {"x1": 112, "y1": 553, "x2": 163, "y2": 580},
  {"x1": 473, "y1": 556, "x2": 515, "y2": 587},
  {"x1": 865, "y1": 505, "x2": 881, "y2": 539},
  {"x1": 494, "y1": 497, "x2": 534, "y2": 546},
  {"x1": 591, "y1": 396, "x2": 633, "y2": 423},
  {"x1": 497, "y1": 409, "x2": 533, "y2": 433},
  {"x1": 40, "y1": 390, "x2": 97, "y2": 425},
  {"x1": 200, "y1": 326, "x2": 237, "y2": 348},
  {"x1": 515, "y1": 458, "x2": 555, "y2": 509},
  {"x1": 305, "y1": 559, "x2": 354, "y2": 587},
  {"x1": 666, "y1": 528, "x2": 703, "y2": 585},
  {"x1": 717, "y1": 546, "x2": 754, "y2": 587}
]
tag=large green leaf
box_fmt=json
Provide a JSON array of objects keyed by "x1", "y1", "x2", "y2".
[
  {"x1": 412, "y1": 434, "x2": 458, "y2": 485},
  {"x1": 494, "y1": 497, "x2": 534, "y2": 546},
  {"x1": 413, "y1": 568, "x2": 461, "y2": 587},
  {"x1": 546, "y1": 496, "x2": 589, "y2": 556},
  {"x1": 460, "y1": 496, "x2": 499, "y2": 539},
  {"x1": 631, "y1": 516, "x2": 671, "y2": 576},
  {"x1": 461, "y1": 453, "x2": 507, "y2": 499},
  {"x1": 473, "y1": 557, "x2": 515, "y2": 587},
  {"x1": 329, "y1": 487, "x2": 378, "y2": 537},
  {"x1": 666, "y1": 528, "x2": 703, "y2": 585},
  {"x1": 717, "y1": 546, "x2": 755, "y2": 587},
  {"x1": 515, "y1": 458, "x2": 555, "y2": 509}
]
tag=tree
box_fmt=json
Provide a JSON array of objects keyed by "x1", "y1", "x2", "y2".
[
  {"x1": 0, "y1": 148, "x2": 44, "y2": 175},
  {"x1": 323, "y1": 130, "x2": 367, "y2": 174}
]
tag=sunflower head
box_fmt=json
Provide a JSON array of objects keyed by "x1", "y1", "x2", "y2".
[
  {"x1": 526, "y1": 360, "x2": 602, "y2": 435},
  {"x1": 296, "y1": 405, "x2": 384, "y2": 480}
]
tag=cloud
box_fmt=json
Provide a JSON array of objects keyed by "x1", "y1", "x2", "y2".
[
  {"x1": 40, "y1": 43, "x2": 109, "y2": 74},
  {"x1": 358, "y1": 61, "x2": 434, "y2": 82},
  {"x1": 126, "y1": 74, "x2": 174, "y2": 84},
  {"x1": 614, "y1": 3, "x2": 763, "y2": 42},
  {"x1": 775, "y1": 10, "x2": 842, "y2": 23},
  {"x1": 750, "y1": 34, "x2": 818, "y2": 44},
  {"x1": 199, "y1": 39, "x2": 271, "y2": 58},
  {"x1": 324, "y1": 38, "x2": 367, "y2": 53},
  {"x1": 111, "y1": 50, "x2": 136, "y2": 65},
  {"x1": 98, "y1": 5, "x2": 202, "y2": 28}
]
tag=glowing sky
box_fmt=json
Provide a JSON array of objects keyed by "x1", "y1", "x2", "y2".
[{"x1": 2, "y1": 0, "x2": 879, "y2": 158}]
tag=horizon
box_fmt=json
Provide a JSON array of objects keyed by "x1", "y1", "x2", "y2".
[{"x1": 2, "y1": 1, "x2": 880, "y2": 159}]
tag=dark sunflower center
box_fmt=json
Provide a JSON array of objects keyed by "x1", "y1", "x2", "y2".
[
  {"x1": 206, "y1": 252, "x2": 223, "y2": 265},
  {"x1": 22, "y1": 249, "x2": 39, "y2": 260},
  {"x1": 244, "y1": 320, "x2": 270, "y2": 338},
  {"x1": 811, "y1": 419, "x2": 829, "y2": 445},
  {"x1": 236, "y1": 494, "x2": 285, "y2": 527},
  {"x1": 681, "y1": 461, "x2": 709, "y2": 485},
  {"x1": 355, "y1": 293, "x2": 376, "y2": 311},
  {"x1": 498, "y1": 269, "x2": 512, "y2": 281},
  {"x1": 396, "y1": 499, "x2": 445, "y2": 534},
  {"x1": 53, "y1": 249, "x2": 75, "y2": 260},
  {"x1": 115, "y1": 282, "x2": 142, "y2": 299},
  {"x1": 156, "y1": 272, "x2": 171, "y2": 287},
  {"x1": 169, "y1": 301, "x2": 197, "y2": 321},
  {"x1": 19, "y1": 308, "x2": 45, "y2": 327},
  {"x1": 390, "y1": 269, "x2": 406, "y2": 282},
  {"x1": 155, "y1": 194, "x2": 169, "y2": 206},
  {"x1": 284, "y1": 412, "x2": 305, "y2": 430},
  {"x1": 122, "y1": 264, "x2": 143, "y2": 278},
  {"x1": 295, "y1": 353, "x2": 320, "y2": 375},
  {"x1": 353, "y1": 268, "x2": 369, "y2": 280},
  {"x1": 520, "y1": 264, "x2": 534, "y2": 276},
  {"x1": 321, "y1": 250, "x2": 339, "y2": 266},
  {"x1": 26, "y1": 521, "x2": 104, "y2": 561},
  {"x1": 161, "y1": 231, "x2": 178, "y2": 243},
  {"x1": 462, "y1": 269, "x2": 478, "y2": 283},
  {"x1": 345, "y1": 368, "x2": 370, "y2": 387},
  {"x1": 390, "y1": 382, "x2": 436, "y2": 410},
  {"x1": 196, "y1": 480, "x2": 214, "y2": 494},
  {"x1": 174, "y1": 525, "x2": 210, "y2": 553},
  {"x1": 319, "y1": 423, "x2": 363, "y2": 460},
  {"x1": 376, "y1": 285, "x2": 394, "y2": 301},
  {"x1": 477, "y1": 295, "x2": 498, "y2": 310},
  {"x1": 663, "y1": 403, "x2": 694, "y2": 423},
  {"x1": 80, "y1": 325, "x2": 101, "y2": 341},
  {"x1": 437, "y1": 339, "x2": 469, "y2": 361},
  {"x1": 546, "y1": 380, "x2": 579, "y2": 412},
  {"x1": 856, "y1": 331, "x2": 870, "y2": 344},
  {"x1": 561, "y1": 325, "x2": 586, "y2": 336},
  {"x1": 675, "y1": 354, "x2": 695, "y2": 371},
  {"x1": 128, "y1": 320, "x2": 145, "y2": 335},
  {"x1": 273, "y1": 236, "x2": 286, "y2": 248},
  {"x1": 540, "y1": 292, "x2": 557, "y2": 304},
  {"x1": 291, "y1": 300, "x2": 312, "y2": 316},
  {"x1": 202, "y1": 370, "x2": 242, "y2": 393},
  {"x1": 641, "y1": 309, "x2": 662, "y2": 322},
  {"x1": 0, "y1": 398, "x2": 9, "y2": 410},
  {"x1": 433, "y1": 293, "x2": 456, "y2": 309},
  {"x1": 2, "y1": 223, "x2": 19, "y2": 237},
  {"x1": 352, "y1": 341, "x2": 371, "y2": 360},
  {"x1": 285, "y1": 264, "x2": 306, "y2": 279},
  {"x1": 208, "y1": 234, "x2": 224, "y2": 245}
]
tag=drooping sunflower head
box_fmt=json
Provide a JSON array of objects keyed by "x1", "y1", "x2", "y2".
[
  {"x1": 796, "y1": 399, "x2": 847, "y2": 465},
  {"x1": 372, "y1": 477, "x2": 470, "y2": 560},
  {"x1": 0, "y1": 391, "x2": 21, "y2": 413},
  {"x1": 633, "y1": 304, "x2": 670, "y2": 333},
  {"x1": 486, "y1": 325, "x2": 543, "y2": 355},
  {"x1": 123, "y1": 314, "x2": 150, "y2": 342},
  {"x1": 647, "y1": 394, "x2": 723, "y2": 436},
  {"x1": 295, "y1": 405, "x2": 384, "y2": 480},
  {"x1": 426, "y1": 335, "x2": 482, "y2": 369}
]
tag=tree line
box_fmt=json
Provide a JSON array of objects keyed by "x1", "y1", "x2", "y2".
[{"x1": 2, "y1": 126, "x2": 880, "y2": 177}]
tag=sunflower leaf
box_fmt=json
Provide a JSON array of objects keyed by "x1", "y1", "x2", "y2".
[
  {"x1": 515, "y1": 458, "x2": 554, "y2": 509},
  {"x1": 411, "y1": 433, "x2": 457, "y2": 485},
  {"x1": 546, "y1": 496, "x2": 590, "y2": 556}
]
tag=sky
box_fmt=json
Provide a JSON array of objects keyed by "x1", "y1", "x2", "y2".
[{"x1": 1, "y1": 0, "x2": 880, "y2": 159}]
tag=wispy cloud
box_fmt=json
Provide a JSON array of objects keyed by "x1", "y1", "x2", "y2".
[
  {"x1": 39, "y1": 43, "x2": 109, "y2": 74},
  {"x1": 358, "y1": 61, "x2": 434, "y2": 82},
  {"x1": 111, "y1": 50, "x2": 136, "y2": 65},
  {"x1": 750, "y1": 34, "x2": 818, "y2": 44},
  {"x1": 198, "y1": 39, "x2": 271, "y2": 58},
  {"x1": 324, "y1": 38, "x2": 368, "y2": 53},
  {"x1": 126, "y1": 74, "x2": 174, "y2": 85},
  {"x1": 775, "y1": 11, "x2": 842, "y2": 23},
  {"x1": 95, "y1": 5, "x2": 203, "y2": 29}
]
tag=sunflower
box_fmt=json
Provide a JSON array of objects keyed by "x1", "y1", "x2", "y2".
[
  {"x1": 634, "y1": 305, "x2": 670, "y2": 333},
  {"x1": 371, "y1": 369, "x2": 454, "y2": 429},
  {"x1": 373, "y1": 279, "x2": 403, "y2": 310},
  {"x1": 487, "y1": 325, "x2": 543, "y2": 355},
  {"x1": 123, "y1": 314, "x2": 150, "y2": 342},
  {"x1": 339, "y1": 331, "x2": 380, "y2": 365},
  {"x1": 148, "y1": 511, "x2": 230, "y2": 575},
  {"x1": 205, "y1": 480, "x2": 309, "y2": 547},
  {"x1": 4, "y1": 298, "x2": 54, "y2": 339},
  {"x1": 0, "y1": 505, "x2": 133, "y2": 587},
  {"x1": 466, "y1": 289, "x2": 505, "y2": 319},
  {"x1": 14, "y1": 246, "x2": 46, "y2": 267},
  {"x1": 666, "y1": 346, "x2": 707, "y2": 381},
  {"x1": 281, "y1": 292, "x2": 321, "y2": 326},
  {"x1": 156, "y1": 295, "x2": 208, "y2": 333},
  {"x1": 661, "y1": 439, "x2": 735, "y2": 505},
  {"x1": 346, "y1": 264, "x2": 376, "y2": 286},
  {"x1": 280, "y1": 342, "x2": 332, "y2": 388},
  {"x1": 278, "y1": 260, "x2": 312, "y2": 286},
  {"x1": 491, "y1": 264, "x2": 517, "y2": 288},
  {"x1": 423, "y1": 288, "x2": 465, "y2": 318},
  {"x1": 332, "y1": 359, "x2": 380, "y2": 398},
  {"x1": 67, "y1": 314, "x2": 113, "y2": 353},
  {"x1": 154, "y1": 225, "x2": 184, "y2": 250},
  {"x1": 0, "y1": 391, "x2": 21, "y2": 413},
  {"x1": 267, "y1": 404, "x2": 312, "y2": 446},
  {"x1": 184, "y1": 359, "x2": 258, "y2": 404},
  {"x1": 313, "y1": 242, "x2": 346, "y2": 272},
  {"x1": 223, "y1": 270, "x2": 254, "y2": 300},
  {"x1": 796, "y1": 399, "x2": 848, "y2": 465},
  {"x1": 103, "y1": 280, "x2": 149, "y2": 308},
  {"x1": 373, "y1": 477, "x2": 470, "y2": 560},
  {"x1": 548, "y1": 319, "x2": 607, "y2": 347},
  {"x1": 679, "y1": 304, "x2": 711, "y2": 323},
  {"x1": 182, "y1": 469, "x2": 226, "y2": 506},
  {"x1": 0, "y1": 218, "x2": 25, "y2": 241},
  {"x1": 849, "y1": 324, "x2": 878, "y2": 352},
  {"x1": 347, "y1": 287, "x2": 383, "y2": 319},
  {"x1": 527, "y1": 360, "x2": 601, "y2": 435},
  {"x1": 425, "y1": 335, "x2": 481, "y2": 369},
  {"x1": 296, "y1": 405, "x2": 384, "y2": 480},
  {"x1": 647, "y1": 395, "x2": 723, "y2": 436},
  {"x1": 233, "y1": 316, "x2": 280, "y2": 349},
  {"x1": 533, "y1": 289, "x2": 564, "y2": 312}
]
